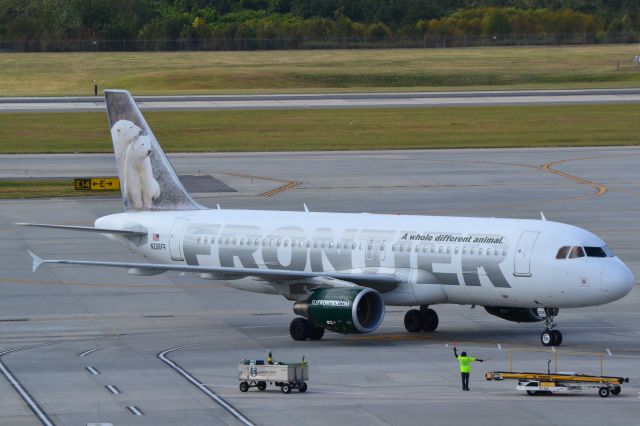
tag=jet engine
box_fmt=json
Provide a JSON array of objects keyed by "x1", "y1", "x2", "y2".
[
  {"x1": 293, "y1": 287, "x2": 385, "y2": 334},
  {"x1": 484, "y1": 306, "x2": 545, "y2": 323}
]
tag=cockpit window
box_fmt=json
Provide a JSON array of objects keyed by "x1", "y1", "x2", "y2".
[
  {"x1": 568, "y1": 246, "x2": 585, "y2": 259},
  {"x1": 603, "y1": 245, "x2": 615, "y2": 257},
  {"x1": 584, "y1": 246, "x2": 607, "y2": 258},
  {"x1": 556, "y1": 246, "x2": 571, "y2": 259}
]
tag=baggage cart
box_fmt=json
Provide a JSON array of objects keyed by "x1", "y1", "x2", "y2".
[{"x1": 239, "y1": 362, "x2": 308, "y2": 394}]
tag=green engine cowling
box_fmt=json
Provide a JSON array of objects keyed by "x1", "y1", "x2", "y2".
[{"x1": 293, "y1": 287, "x2": 385, "y2": 334}]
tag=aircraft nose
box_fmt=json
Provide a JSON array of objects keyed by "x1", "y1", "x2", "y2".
[{"x1": 603, "y1": 261, "x2": 634, "y2": 301}]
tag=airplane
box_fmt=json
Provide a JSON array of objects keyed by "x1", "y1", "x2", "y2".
[{"x1": 22, "y1": 90, "x2": 634, "y2": 347}]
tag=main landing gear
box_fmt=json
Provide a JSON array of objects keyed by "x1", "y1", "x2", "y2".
[
  {"x1": 540, "y1": 308, "x2": 562, "y2": 347},
  {"x1": 404, "y1": 305, "x2": 439, "y2": 333},
  {"x1": 289, "y1": 317, "x2": 325, "y2": 341}
]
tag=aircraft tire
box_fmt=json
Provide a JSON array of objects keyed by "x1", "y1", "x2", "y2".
[
  {"x1": 551, "y1": 330, "x2": 563, "y2": 346},
  {"x1": 540, "y1": 330, "x2": 554, "y2": 346},
  {"x1": 404, "y1": 309, "x2": 424, "y2": 333},
  {"x1": 290, "y1": 317, "x2": 311, "y2": 341},
  {"x1": 421, "y1": 309, "x2": 439, "y2": 332},
  {"x1": 309, "y1": 326, "x2": 325, "y2": 340}
]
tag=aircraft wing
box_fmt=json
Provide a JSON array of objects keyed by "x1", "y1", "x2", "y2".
[
  {"x1": 28, "y1": 251, "x2": 400, "y2": 288},
  {"x1": 17, "y1": 223, "x2": 147, "y2": 236}
]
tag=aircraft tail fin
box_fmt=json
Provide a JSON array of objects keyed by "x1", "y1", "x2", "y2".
[{"x1": 104, "y1": 89, "x2": 204, "y2": 211}]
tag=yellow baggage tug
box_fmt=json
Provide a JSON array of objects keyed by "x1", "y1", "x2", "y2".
[{"x1": 486, "y1": 371, "x2": 629, "y2": 397}]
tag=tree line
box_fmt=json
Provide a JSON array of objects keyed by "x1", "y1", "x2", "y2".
[{"x1": 1, "y1": 1, "x2": 639, "y2": 42}]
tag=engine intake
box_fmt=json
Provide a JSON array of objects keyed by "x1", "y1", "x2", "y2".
[
  {"x1": 484, "y1": 306, "x2": 545, "y2": 323},
  {"x1": 294, "y1": 287, "x2": 385, "y2": 334}
]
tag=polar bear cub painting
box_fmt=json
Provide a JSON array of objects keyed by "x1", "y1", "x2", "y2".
[{"x1": 111, "y1": 119, "x2": 161, "y2": 210}]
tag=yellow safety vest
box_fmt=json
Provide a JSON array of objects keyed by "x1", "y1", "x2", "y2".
[{"x1": 458, "y1": 356, "x2": 475, "y2": 373}]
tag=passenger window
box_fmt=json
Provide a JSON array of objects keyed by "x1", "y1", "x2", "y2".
[
  {"x1": 284, "y1": 240, "x2": 289, "y2": 247},
  {"x1": 568, "y1": 246, "x2": 585, "y2": 259},
  {"x1": 556, "y1": 246, "x2": 571, "y2": 259},
  {"x1": 584, "y1": 246, "x2": 607, "y2": 258}
]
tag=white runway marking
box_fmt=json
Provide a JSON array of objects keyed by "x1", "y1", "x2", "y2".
[
  {"x1": 85, "y1": 366, "x2": 100, "y2": 375},
  {"x1": 78, "y1": 348, "x2": 98, "y2": 357},
  {"x1": 105, "y1": 385, "x2": 120, "y2": 395},
  {"x1": 159, "y1": 344, "x2": 255, "y2": 426},
  {"x1": 127, "y1": 405, "x2": 143, "y2": 416},
  {"x1": 0, "y1": 344, "x2": 54, "y2": 426}
]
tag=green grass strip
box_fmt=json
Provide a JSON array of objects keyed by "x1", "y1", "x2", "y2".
[{"x1": 1, "y1": 104, "x2": 639, "y2": 154}]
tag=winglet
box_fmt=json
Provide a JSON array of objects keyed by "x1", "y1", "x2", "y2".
[
  {"x1": 540, "y1": 211, "x2": 547, "y2": 221},
  {"x1": 28, "y1": 250, "x2": 44, "y2": 272}
]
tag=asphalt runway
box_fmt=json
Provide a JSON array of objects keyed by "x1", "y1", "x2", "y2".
[
  {"x1": 3, "y1": 88, "x2": 640, "y2": 112},
  {"x1": 0, "y1": 147, "x2": 639, "y2": 425}
]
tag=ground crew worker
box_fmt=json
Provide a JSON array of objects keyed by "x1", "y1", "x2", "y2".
[
  {"x1": 267, "y1": 351, "x2": 273, "y2": 364},
  {"x1": 454, "y1": 346, "x2": 483, "y2": 391}
]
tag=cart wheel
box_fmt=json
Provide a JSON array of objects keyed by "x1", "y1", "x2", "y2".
[
  {"x1": 281, "y1": 384, "x2": 291, "y2": 394},
  {"x1": 299, "y1": 382, "x2": 308, "y2": 393},
  {"x1": 598, "y1": 387, "x2": 610, "y2": 398},
  {"x1": 526, "y1": 390, "x2": 536, "y2": 396},
  {"x1": 257, "y1": 381, "x2": 267, "y2": 391},
  {"x1": 611, "y1": 386, "x2": 621, "y2": 395},
  {"x1": 239, "y1": 382, "x2": 249, "y2": 392}
]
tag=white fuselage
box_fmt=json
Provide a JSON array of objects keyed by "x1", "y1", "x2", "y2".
[{"x1": 96, "y1": 209, "x2": 634, "y2": 309}]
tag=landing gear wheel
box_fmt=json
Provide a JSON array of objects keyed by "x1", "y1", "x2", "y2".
[
  {"x1": 599, "y1": 387, "x2": 610, "y2": 398},
  {"x1": 290, "y1": 317, "x2": 311, "y2": 341},
  {"x1": 541, "y1": 330, "x2": 554, "y2": 346},
  {"x1": 421, "y1": 308, "x2": 439, "y2": 332},
  {"x1": 309, "y1": 326, "x2": 325, "y2": 341},
  {"x1": 257, "y1": 381, "x2": 267, "y2": 391},
  {"x1": 281, "y1": 383, "x2": 292, "y2": 394},
  {"x1": 551, "y1": 330, "x2": 563, "y2": 346},
  {"x1": 611, "y1": 386, "x2": 621, "y2": 395},
  {"x1": 404, "y1": 309, "x2": 423, "y2": 333},
  {"x1": 540, "y1": 308, "x2": 562, "y2": 347},
  {"x1": 239, "y1": 382, "x2": 249, "y2": 392},
  {"x1": 299, "y1": 382, "x2": 308, "y2": 393}
]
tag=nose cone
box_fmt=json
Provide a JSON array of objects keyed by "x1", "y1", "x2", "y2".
[{"x1": 602, "y1": 260, "x2": 634, "y2": 302}]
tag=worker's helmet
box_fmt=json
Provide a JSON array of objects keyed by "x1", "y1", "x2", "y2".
[{"x1": 461, "y1": 351, "x2": 467, "y2": 356}]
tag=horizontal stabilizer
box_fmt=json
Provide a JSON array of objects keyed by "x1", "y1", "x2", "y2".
[
  {"x1": 17, "y1": 223, "x2": 147, "y2": 236},
  {"x1": 28, "y1": 250, "x2": 43, "y2": 272}
]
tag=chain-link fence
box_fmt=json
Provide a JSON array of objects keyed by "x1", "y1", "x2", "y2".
[{"x1": 2, "y1": 33, "x2": 639, "y2": 52}]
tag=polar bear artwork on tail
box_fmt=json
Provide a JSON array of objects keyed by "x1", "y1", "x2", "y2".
[{"x1": 110, "y1": 119, "x2": 161, "y2": 210}]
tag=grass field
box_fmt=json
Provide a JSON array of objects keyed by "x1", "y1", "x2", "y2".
[
  {"x1": 1, "y1": 45, "x2": 640, "y2": 96},
  {"x1": 1, "y1": 104, "x2": 639, "y2": 154}
]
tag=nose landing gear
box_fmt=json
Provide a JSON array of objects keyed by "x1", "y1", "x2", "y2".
[
  {"x1": 404, "y1": 305, "x2": 439, "y2": 333},
  {"x1": 540, "y1": 308, "x2": 562, "y2": 346}
]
